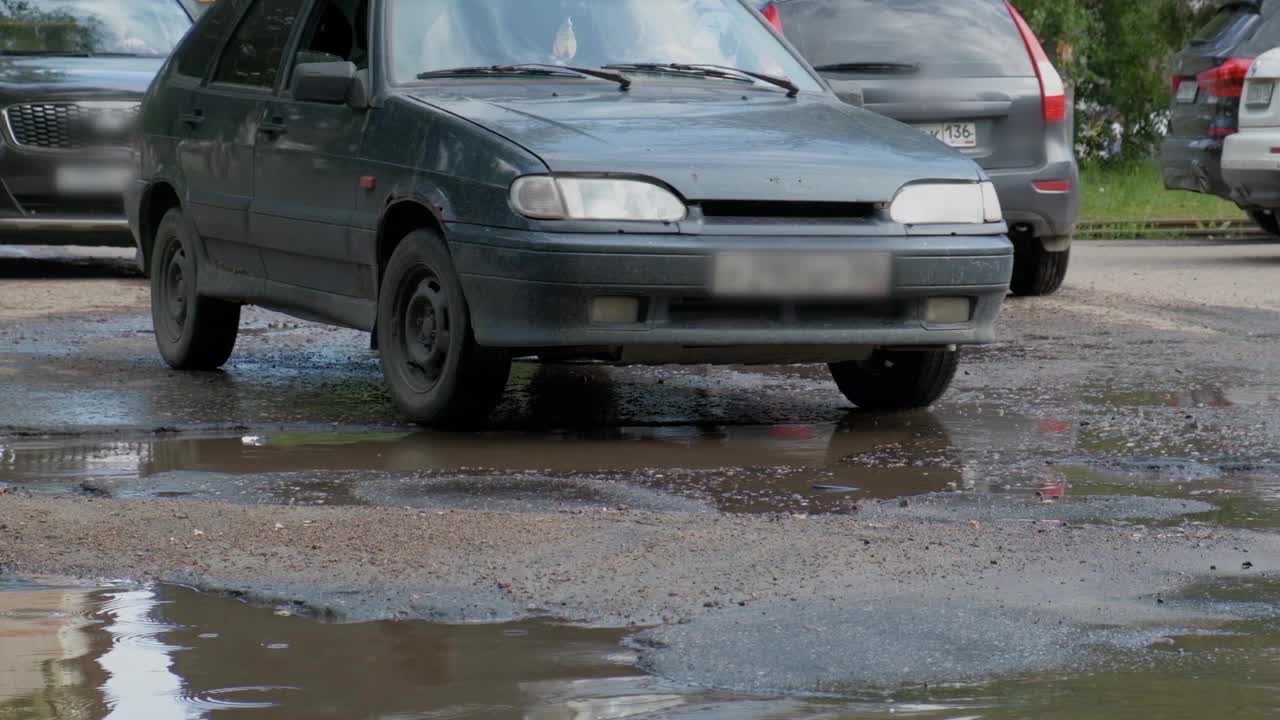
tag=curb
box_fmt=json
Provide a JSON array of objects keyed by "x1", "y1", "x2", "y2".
[{"x1": 1076, "y1": 219, "x2": 1265, "y2": 240}]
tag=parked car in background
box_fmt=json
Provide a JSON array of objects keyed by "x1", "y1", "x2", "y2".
[
  {"x1": 1223, "y1": 46, "x2": 1280, "y2": 211},
  {"x1": 129, "y1": 0, "x2": 1013, "y2": 427},
  {"x1": 773, "y1": 0, "x2": 1078, "y2": 296},
  {"x1": 1164, "y1": 0, "x2": 1280, "y2": 234},
  {"x1": 0, "y1": 0, "x2": 192, "y2": 247}
]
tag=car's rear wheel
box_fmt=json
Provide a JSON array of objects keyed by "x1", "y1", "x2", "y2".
[
  {"x1": 377, "y1": 228, "x2": 511, "y2": 427},
  {"x1": 1248, "y1": 209, "x2": 1280, "y2": 237},
  {"x1": 1010, "y1": 237, "x2": 1070, "y2": 296},
  {"x1": 829, "y1": 348, "x2": 959, "y2": 411},
  {"x1": 150, "y1": 207, "x2": 240, "y2": 370}
]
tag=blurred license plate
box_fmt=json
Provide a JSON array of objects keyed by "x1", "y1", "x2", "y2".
[
  {"x1": 919, "y1": 122, "x2": 977, "y2": 148},
  {"x1": 711, "y1": 252, "x2": 892, "y2": 298},
  {"x1": 1248, "y1": 81, "x2": 1274, "y2": 107},
  {"x1": 1176, "y1": 79, "x2": 1199, "y2": 103},
  {"x1": 55, "y1": 165, "x2": 132, "y2": 195}
]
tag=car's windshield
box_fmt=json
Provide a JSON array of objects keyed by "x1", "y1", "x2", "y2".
[
  {"x1": 0, "y1": 0, "x2": 190, "y2": 58},
  {"x1": 387, "y1": 0, "x2": 821, "y2": 92}
]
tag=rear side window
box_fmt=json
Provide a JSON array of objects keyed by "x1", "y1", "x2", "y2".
[
  {"x1": 1193, "y1": 4, "x2": 1259, "y2": 46},
  {"x1": 777, "y1": 0, "x2": 1035, "y2": 77},
  {"x1": 1241, "y1": 9, "x2": 1280, "y2": 54},
  {"x1": 213, "y1": 0, "x2": 306, "y2": 88},
  {"x1": 176, "y1": 0, "x2": 244, "y2": 78}
]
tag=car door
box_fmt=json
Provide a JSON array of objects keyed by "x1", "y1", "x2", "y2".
[
  {"x1": 252, "y1": 0, "x2": 377, "y2": 307},
  {"x1": 193, "y1": 0, "x2": 308, "y2": 282},
  {"x1": 173, "y1": 0, "x2": 270, "y2": 278}
]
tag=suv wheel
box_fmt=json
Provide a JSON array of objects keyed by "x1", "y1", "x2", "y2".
[
  {"x1": 829, "y1": 348, "x2": 959, "y2": 411},
  {"x1": 150, "y1": 207, "x2": 240, "y2": 370},
  {"x1": 1010, "y1": 237, "x2": 1070, "y2": 296},
  {"x1": 378, "y1": 228, "x2": 511, "y2": 427},
  {"x1": 1248, "y1": 209, "x2": 1280, "y2": 237}
]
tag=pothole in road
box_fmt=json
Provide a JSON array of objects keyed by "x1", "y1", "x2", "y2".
[{"x1": 0, "y1": 420, "x2": 1265, "y2": 526}]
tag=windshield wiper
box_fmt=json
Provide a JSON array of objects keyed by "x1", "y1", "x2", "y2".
[
  {"x1": 417, "y1": 64, "x2": 631, "y2": 90},
  {"x1": 605, "y1": 62, "x2": 798, "y2": 97},
  {"x1": 812, "y1": 61, "x2": 920, "y2": 75}
]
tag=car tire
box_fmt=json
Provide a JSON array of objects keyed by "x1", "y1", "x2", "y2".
[
  {"x1": 1248, "y1": 209, "x2": 1280, "y2": 237},
  {"x1": 1010, "y1": 237, "x2": 1070, "y2": 296},
  {"x1": 150, "y1": 207, "x2": 240, "y2": 370},
  {"x1": 829, "y1": 348, "x2": 959, "y2": 411},
  {"x1": 377, "y1": 228, "x2": 511, "y2": 427}
]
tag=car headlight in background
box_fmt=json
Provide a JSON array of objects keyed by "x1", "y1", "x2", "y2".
[
  {"x1": 510, "y1": 176, "x2": 687, "y2": 222},
  {"x1": 889, "y1": 181, "x2": 1002, "y2": 225}
]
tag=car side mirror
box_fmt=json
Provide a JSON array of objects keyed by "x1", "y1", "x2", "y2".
[{"x1": 294, "y1": 61, "x2": 361, "y2": 106}]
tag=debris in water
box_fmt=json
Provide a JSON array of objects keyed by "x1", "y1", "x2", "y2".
[{"x1": 812, "y1": 484, "x2": 859, "y2": 494}]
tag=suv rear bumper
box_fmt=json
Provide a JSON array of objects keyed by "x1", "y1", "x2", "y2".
[
  {"x1": 1222, "y1": 130, "x2": 1280, "y2": 207},
  {"x1": 446, "y1": 224, "x2": 1012, "y2": 359},
  {"x1": 1161, "y1": 136, "x2": 1232, "y2": 199},
  {"x1": 987, "y1": 159, "x2": 1080, "y2": 240}
]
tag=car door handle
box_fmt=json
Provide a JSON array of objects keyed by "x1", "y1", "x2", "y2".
[
  {"x1": 258, "y1": 118, "x2": 287, "y2": 136},
  {"x1": 179, "y1": 111, "x2": 205, "y2": 128}
]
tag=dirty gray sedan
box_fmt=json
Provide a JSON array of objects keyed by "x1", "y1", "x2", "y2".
[{"x1": 126, "y1": 0, "x2": 1013, "y2": 426}]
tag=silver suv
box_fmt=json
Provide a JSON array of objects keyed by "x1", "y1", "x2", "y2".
[{"x1": 773, "y1": 0, "x2": 1079, "y2": 295}]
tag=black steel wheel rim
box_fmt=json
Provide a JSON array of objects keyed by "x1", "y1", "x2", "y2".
[
  {"x1": 157, "y1": 236, "x2": 191, "y2": 342},
  {"x1": 395, "y1": 264, "x2": 452, "y2": 394}
]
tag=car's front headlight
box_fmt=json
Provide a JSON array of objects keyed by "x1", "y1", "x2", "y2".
[
  {"x1": 510, "y1": 176, "x2": 687, "y2": 222},
  {"x1": 889, "y1": 181, "x2": 1002, "y2": 225}
]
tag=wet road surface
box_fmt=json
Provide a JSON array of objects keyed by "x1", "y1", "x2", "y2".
[{"x1": 4, "y1": 242, "x2": 1280, "y2": 716}]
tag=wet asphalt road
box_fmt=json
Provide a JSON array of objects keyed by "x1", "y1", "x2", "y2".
[{"x1": 3, "y1": 240, "x2": 1280, "y2": 709}]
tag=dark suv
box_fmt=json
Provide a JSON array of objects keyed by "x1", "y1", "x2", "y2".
[
  {"x1": 774, "y1": 0, "x2": 1079, "y2": 296},
  {"x1": 1164, "y1": 0, "x2": 1279, "y2": 233},
  {"x1": 0, "y1": 0, "x2": 191, "y2": 247}
]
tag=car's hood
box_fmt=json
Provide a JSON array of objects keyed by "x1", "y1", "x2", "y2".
[
  {"x1": 0, "y1": 56, "x2": 164, "y2": 100},
  {"x1": 409, "y1": 85, "x2": 981, "y2": 202}
]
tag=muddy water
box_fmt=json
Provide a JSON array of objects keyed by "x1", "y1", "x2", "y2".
[
  {"x1": 1, "y1": 580, "x2": 1278, "y2": 719},
  {"x1": 4, "y1": 414, "x2": 1280, "y2": 523},
  {"x1": 0, "y1": 416, "x2": 965, "y2": 514}
]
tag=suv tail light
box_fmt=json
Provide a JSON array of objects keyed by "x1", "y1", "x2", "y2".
[
  {"x1": 1197, "y1": 57, "x2": 1254, "y2": 98},
  {"x1": 761, "y1": 1, "x2": 783, "y2": 31},
  {"x1": 1006, "y1": 1, "x2": 1067, "y2": 123}
]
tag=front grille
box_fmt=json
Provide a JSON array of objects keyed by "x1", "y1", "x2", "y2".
[
  {"x1": 698, "y1": 200, "x2": 878, "y2": 221},
  {"x1": 668, "y1": 299, "x2": 907, "y2": 326},
  {"x1": 5, "y1": 102, "x2": 139, "y2": 150}
]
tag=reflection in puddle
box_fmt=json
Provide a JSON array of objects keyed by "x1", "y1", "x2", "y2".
[
  {"x1": 0, "y1": 416, "x2": 969, "y2": 514},
  {"x1": 1, "y1": 581, "x2": 1278, "y2": 719}
]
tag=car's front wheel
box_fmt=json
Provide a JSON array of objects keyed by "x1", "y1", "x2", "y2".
[
  {"x1": 1010, "y1": 237, "x2": 1070, "y2": 296},
  {"x1": 829, "y1": 348, "x2": 959, "y2": 411},
  {"x1": 150, "y1": 207, "x2": 240, "y2": 370},
  {"x1": 377, "y1": 228, "x2": 511, "y2": 427}
]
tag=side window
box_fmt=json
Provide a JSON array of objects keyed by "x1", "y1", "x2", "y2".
[
  {"x1": 213, "y1": 0, "x2": 307, "y2": 88},
  {"x1": 293, "y1": 0, "x2": 371, "y2": 71},
  {"x1": 175, "y1": 0, "x2": 244, "y2": 79}
]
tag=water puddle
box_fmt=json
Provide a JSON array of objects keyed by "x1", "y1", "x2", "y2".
[
  {"x1": 4, "y1": 412, "x2": 1280, "y2": 524},
  {"x1": 1, "y1": 580, "x2": 1278, "y2": 719},
  {"x1": 0, "y1": 416, "x2": 965, "y2": 514}
]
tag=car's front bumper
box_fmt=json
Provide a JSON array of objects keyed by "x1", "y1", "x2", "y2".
[
  {"x1": 447, "y1": 224, "x2": 1013, "y2": 361},
  {"x1": 1222, "y1": 130, "x2": 1280, "y2": 207},
  {"x1": 1161, "y1": 136, "x2": 1232, "y2": 199},
  {"x1": 0, "y1": 145, "x2": 133, "y2": 246}
]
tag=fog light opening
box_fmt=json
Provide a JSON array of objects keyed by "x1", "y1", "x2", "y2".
[
  {"x1": 926, "y1": 297, "x2": 972, "y2": 325},
  {"x1": 591, "y1": 296, "x2": 643, "y2": 324}
]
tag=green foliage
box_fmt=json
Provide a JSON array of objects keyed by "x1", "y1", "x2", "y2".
[{"x1": 1012, "y1": 0, "x2": 1216, "y2": 162}]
